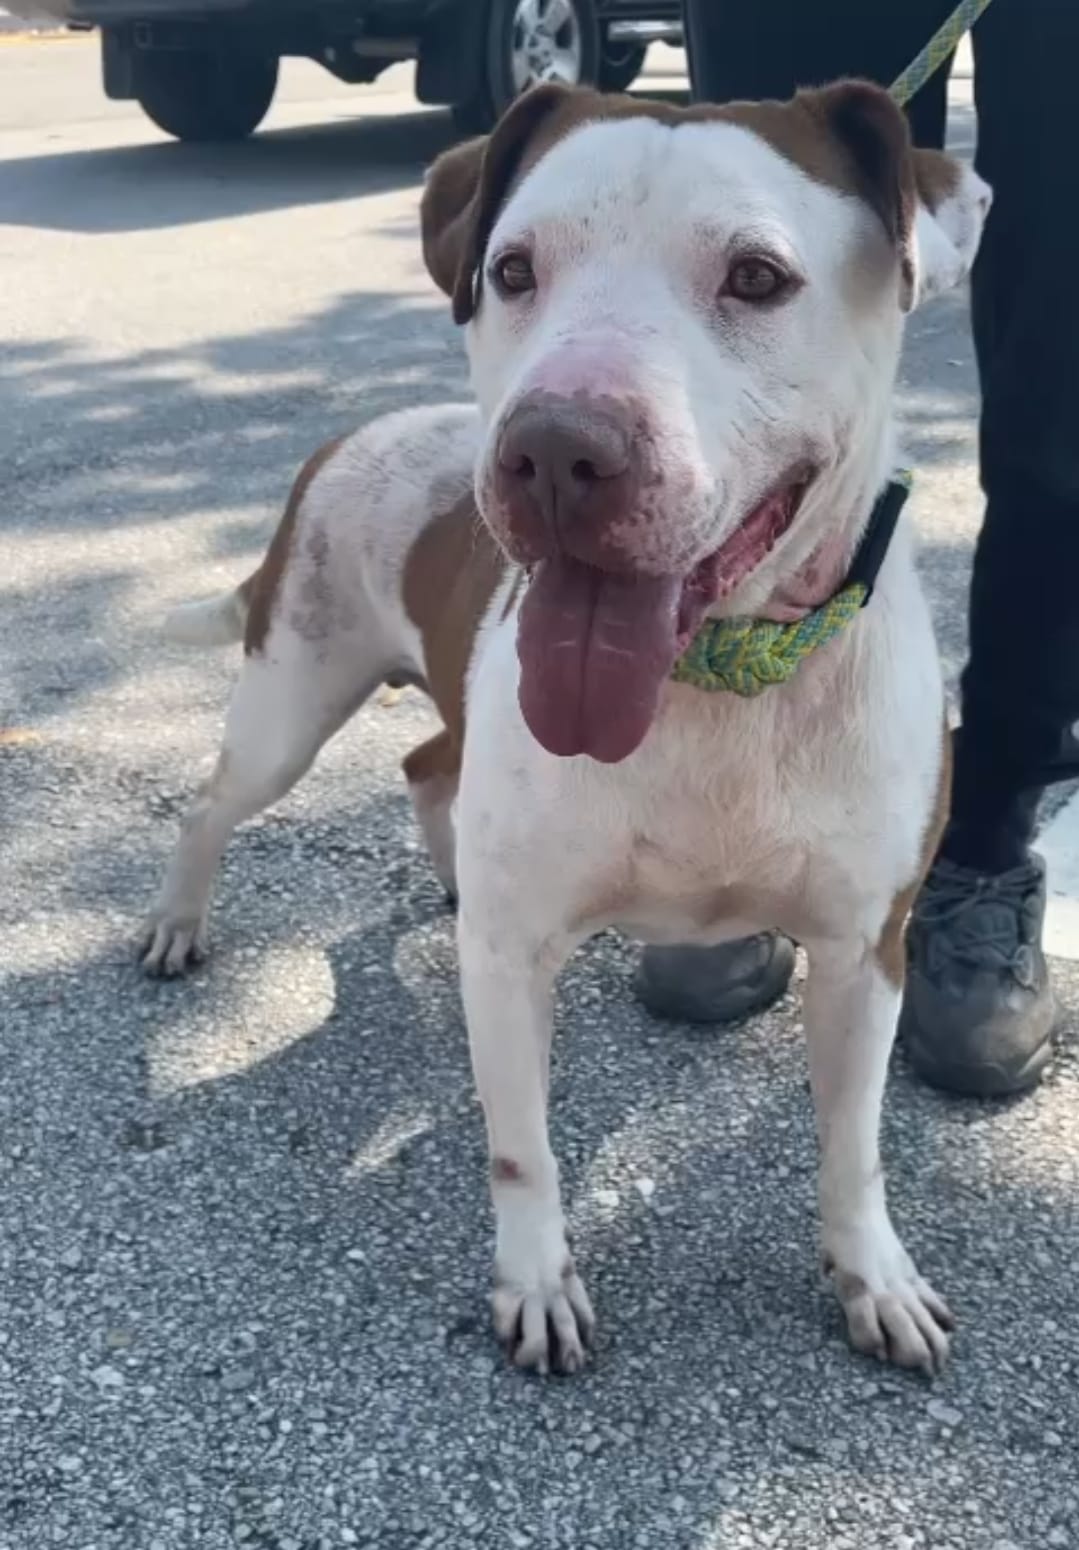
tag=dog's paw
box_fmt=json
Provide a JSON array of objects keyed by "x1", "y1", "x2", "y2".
[
  {"x1": 492, "y1": 1256, "x2": 595, "y2": 1376},
  {"x1": 825, "y1": 1222, "x2": 954, "y2": 1377},
  {"x1": 139, "y1": 912, "x2": 209, "y2": 978}
]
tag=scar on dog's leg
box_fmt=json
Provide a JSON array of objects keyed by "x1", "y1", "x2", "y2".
[
  {"x1": 802, "y1": 940, "x2": 954, "y2": 1375},
  {"x1": 141, "y1": 649, "x2": 379, "y2": 977},
  {"x1": 403, "y1": 729, "x2": 460, "y2": 902}
]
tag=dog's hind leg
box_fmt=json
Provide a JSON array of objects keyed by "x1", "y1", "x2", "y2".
[
  {"x1": 141, "y1": 631, "x2": 384, "y2": 978},
  {"x1": 402, "y1": 729, "x2": 460, "y2": 902}
]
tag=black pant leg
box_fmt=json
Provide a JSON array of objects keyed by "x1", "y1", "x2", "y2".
[
  {"x1": 944, "y1": 0, "x2": 1079, "y2": 871},
  {"x1": 680, "y1": 0, "x2": 1079, "y2": 868},
  {"x1": 680, "y1": 0, "x2": 951, "y2": 145}
]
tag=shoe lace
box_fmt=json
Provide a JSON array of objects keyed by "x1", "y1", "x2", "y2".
[{"x1": 915, "y1": 865, "x2": 1039, "y2": 986}]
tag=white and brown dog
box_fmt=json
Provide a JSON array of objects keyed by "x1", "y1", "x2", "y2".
[{"x1": 145, "y1": 82, "x2": 989, "y2": 1377}]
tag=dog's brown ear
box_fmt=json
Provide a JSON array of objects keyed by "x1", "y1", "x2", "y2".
[
  {"x1": 800, "y1": 80, "x2": 919, "y2": 310},
  {"x1": 421, "y1": 83, "x2": 574, "y2": 325},
  {"x1": 420, "y1": 135, "x2": 488, "y2": 314}
]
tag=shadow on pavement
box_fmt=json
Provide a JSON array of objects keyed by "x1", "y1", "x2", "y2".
[
  {"x1": 6, "y1": 84, "x2": 1076, "y2": 1541},
  {"x1": 2, "y1": 286, "x2": 461, "y2": 534},
  {"x1": 3, "y1": 759, "x2": 1077, "y2": 1546},
  {"x1": 0, "y1": 109, "x2": 458, "y2": 235},
  {"x1": 0, "y1": 74, "x2": 692, "y2": 239},
  {"x1": 1, "y1": 284, "x2": 467, "y2": 727}
]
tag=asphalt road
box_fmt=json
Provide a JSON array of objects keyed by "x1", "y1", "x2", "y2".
[{"x1": 2, "y1": 36, "x2": 1078, "y2": 1550}]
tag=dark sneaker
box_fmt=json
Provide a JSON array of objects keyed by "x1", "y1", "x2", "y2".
[
  {"x1": 635, "y1": 933, "x2": 796, "y2": 1024},
  {"x1": 900, "y1": 853, "x2": 1056, "y2": 1097}
]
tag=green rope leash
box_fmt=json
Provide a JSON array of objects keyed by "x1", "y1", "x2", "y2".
[{"x1": 889, "y1": 0, "x2": 994, "y2": 106}]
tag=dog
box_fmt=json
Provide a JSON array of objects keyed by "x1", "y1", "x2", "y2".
[{"x1": 145, "y1": 81, "x2": 989, "y2": 1377}]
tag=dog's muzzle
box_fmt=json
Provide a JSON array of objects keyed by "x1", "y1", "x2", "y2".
[{"x1": 493, "y1": 393, "x2": 641, "y2": 568}]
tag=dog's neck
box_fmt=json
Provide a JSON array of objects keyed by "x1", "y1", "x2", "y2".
[
  {"x1": 720, "y1": 414, "x2": 899, "y2": 623},
  {"x1": 757, "y1": 526, "x2": 858, "y2": 623}
]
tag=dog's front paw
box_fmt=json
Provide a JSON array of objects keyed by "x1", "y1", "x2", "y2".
[
  {"x1": 492, "y1": 1249, "x2": 595, "y2": 1376},
  {"x1": 139, "y1": 911, "x2": 209, "y2": 978},
  {"x1": 825, "y1": 1219, "x2": 954, "y2": 1377}
]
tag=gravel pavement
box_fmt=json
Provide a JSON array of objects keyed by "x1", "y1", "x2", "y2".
[{"x1": 2, "y1": 38, "x2": 1078, "y2": 1550}]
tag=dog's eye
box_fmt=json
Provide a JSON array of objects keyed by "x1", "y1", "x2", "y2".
[
  {"x1": 724, "y1": 258, "x2": 788, "y2": 303},
  {"x1": 492, "y1": 252, "x2": 536, "y2": 297}
]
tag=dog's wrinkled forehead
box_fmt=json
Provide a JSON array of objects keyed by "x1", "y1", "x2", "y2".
[
  {"x1": 421, "y1": 82, "x2": 988, "y2": 322},
  {"x1": 492, "y1": 113, "x2": 863, "y2": 273}
]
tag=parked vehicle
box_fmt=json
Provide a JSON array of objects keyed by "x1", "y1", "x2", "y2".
[{"x1": 36, "y1": 0, "x2": 682, "y2": 141}]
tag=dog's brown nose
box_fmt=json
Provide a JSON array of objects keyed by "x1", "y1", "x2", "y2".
[{"x1": 495, "y1": 396, "x2": 636, "y2": 553}]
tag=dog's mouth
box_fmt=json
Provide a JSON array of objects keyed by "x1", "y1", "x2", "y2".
[{"x1": 517, "y1": 470, "x2": 813, "y2": 764}]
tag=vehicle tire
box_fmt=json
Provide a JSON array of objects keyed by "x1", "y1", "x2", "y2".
[
  {"x1": 452, "y1": 0, "x2": 599, "y2": 134},
  {"x1": 596, "y1": 30, "x2": 646, "y2": 93},
  {"x1": 135, "y1": 48, "x2": 278, "y2": 143}
]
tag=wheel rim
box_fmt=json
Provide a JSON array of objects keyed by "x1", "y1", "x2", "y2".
[{"x1": 509, "y1": 0, "x2": 583, "y2": 93}]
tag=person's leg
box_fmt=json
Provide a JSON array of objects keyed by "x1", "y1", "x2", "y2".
[
  {"x1": 682, "y1": 0, "x2": 950, "y2": 147},
  {"x1": 901, "y1": 0, "x2": 1079, "y2": 1095},
  {"x1": 639, "y1": 1, "x2": 949, "y2": 1026}
]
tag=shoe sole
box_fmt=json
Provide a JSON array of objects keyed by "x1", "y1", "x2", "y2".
[
  {"x1": 901, "y1": 993, "x2": 1057, "y2": 1098},
  {"x1": 904, "y1": 1032, "x2": 1054, "y2": 1097}
]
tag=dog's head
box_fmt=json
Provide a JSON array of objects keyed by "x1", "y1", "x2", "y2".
[{"x1": 422, "y1": 83, "x2": 989, "y2": 762}]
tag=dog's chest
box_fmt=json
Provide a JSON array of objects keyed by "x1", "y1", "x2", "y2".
[
  {"x1": 466, "y1": 592, "x2": 937, "y2": 949},
  {"x1": 587, "y1": 692, "x2": 875, "y2": 945}
]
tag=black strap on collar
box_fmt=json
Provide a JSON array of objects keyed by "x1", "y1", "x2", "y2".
[{"x1": 845, "y1": 475, "x2": 911, "y2": 606}]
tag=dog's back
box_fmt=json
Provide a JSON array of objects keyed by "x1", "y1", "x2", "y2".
[
  {"x1": 163, "y1": 402, "x2": 483, "y2": 682},
  {"x1": 141, "y1": 402, "x2": 486, "y2": 973}
]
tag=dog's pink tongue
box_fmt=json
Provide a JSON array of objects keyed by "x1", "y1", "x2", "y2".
[{"x1": 517, "y1": 556, "x2": 683, "y2": 763}]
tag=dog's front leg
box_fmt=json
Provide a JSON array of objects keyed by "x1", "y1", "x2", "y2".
[
  {"x1": 803, "y1": 941, "x2": 954, "y2": 1375},
  {"x1": 458, "y1": 902, "x2": 594, "y2": 1375}
]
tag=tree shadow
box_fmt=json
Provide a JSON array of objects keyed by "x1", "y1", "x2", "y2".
[
  {"x1": 2, "y1": 284, "x2": 467, "y2": 729},
  {"x1": 3, "y1": 285, "x2": 463, "y2": 529}
]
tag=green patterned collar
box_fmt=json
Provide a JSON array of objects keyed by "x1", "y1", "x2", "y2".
[{"x1": 671, "y1": 472, "x2": 912, "y2": 696}]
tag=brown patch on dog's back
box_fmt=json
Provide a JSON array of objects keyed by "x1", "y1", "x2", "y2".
[
  {"x1": 402, "y1": 496, "x2": 509, "y2": 751},
  {"x1": 243, "y1": 436, "x2": 346, "y2": 656},
  {"x1": 876, "y1": 720, "x2": 952, "y2": 987}
]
